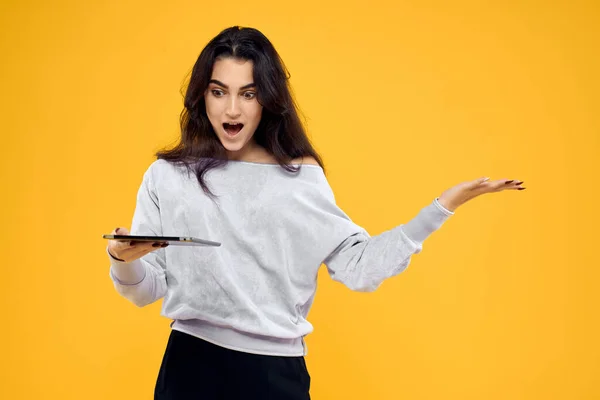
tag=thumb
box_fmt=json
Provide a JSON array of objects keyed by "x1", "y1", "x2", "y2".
[
  {"x1": 466, "y1": 176, "x2": 490, "y2": 189},
  {"x1": 477, "y1": 176, "x2": 490, "y2": 184},
  {"x1": 112, "y1": 227, "x2": 130, "y2": 235}
]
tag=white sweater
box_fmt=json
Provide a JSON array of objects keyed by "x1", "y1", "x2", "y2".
[{"x1": 108, "y1": 159, "x2": 453, "y2": 356}]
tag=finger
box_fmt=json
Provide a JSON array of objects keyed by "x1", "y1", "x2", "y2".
[
  {"x1": 108, "y1": 227, "x2": 130, "y2": 249},
  {"x1": 113, "y1": 227, "x2": 130, "y2": 235},
  {"x1": 127, "y1": 242, "x2": 169, "y2": 260},
  {"x1": 508, "y1": 183, "x2": 526, "y2": 190},
  {"x1": 110, "y1": 239, "x2": 154, "y2": 258},
  {"x1": 128, "y1": 241, "x2": 157, "y2": 251},
  {"x1": 129, "y1": 241, "x2": 168, "y2": 252},
  {"x1": 503, "y1": 180, "x2": 524, "y2": 190},
  {"x1": 494, "y1": 179, "x2": 511, "y2": 189},
  {"x1": 474, "y1": 178, "x2": 526, "y2": 194},
  {"x1": 473, "y1": 179, "x2": 507, "y2": 193},
  {"x1": 490, "y1": 180, "x2": 525, "y2": 192},
  {"x1": 466, "y1": 176, "x2": 490, "y2": 191},
  {"x1": 473, "y1": 177, "x2": 508, "y2": 192},
  {"x1": 117, "y1": 242, "x2": 162, "y2": 261},
  {"x1": 112, "y1": 236, "x2": 145, "y2": 250}
]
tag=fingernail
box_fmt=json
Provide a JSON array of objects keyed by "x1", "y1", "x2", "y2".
[
  {"x1": 518, "y1": 187, "x2": 526, "y2": 190},
  {"x1": 516, "y1": 181, "x2": 524, "y2": 185},
  {"x1": 504, "y1": 180, "x2": 514, "y2": 184},
  {"x1": 129, "y1": 241, "x2": 138, "y2": 246},
  {"x1": 161, "y1": 243, "x2": 169, "y2": 248},
  {"x1": 152, "y1": 243, "x2": 161, "y2": 247},
  {"x1": 115, "y1": 228, "x2": 120, "y2": 233}
]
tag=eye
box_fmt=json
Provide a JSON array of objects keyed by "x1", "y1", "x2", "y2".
[
  {"x1": 211, "y1": 89, "x2": 225, "y2": 97},
  {"x1": 242, "y1": 91, "x2": 256, "y2": 100}
]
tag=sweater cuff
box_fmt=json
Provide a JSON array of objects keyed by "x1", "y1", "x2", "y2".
[
  {"x1": 107, "y1": 247, "x2": 146, "y2": 285},
  {"x1": 400, "y1": 198, "x2": 453, "y2": 245}
]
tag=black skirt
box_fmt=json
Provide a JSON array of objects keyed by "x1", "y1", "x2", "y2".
[{"x1": 154, "y1": 329, "x2": 311, "y2": 400}]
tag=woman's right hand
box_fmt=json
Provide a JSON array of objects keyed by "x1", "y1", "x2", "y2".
[{"x1": 107, "y1": 227, "x2": 168, "y2": 263}]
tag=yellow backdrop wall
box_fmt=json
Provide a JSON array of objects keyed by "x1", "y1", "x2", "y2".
[{"x1": 1, "y1": 0, "x2": 598, "y2": 398}]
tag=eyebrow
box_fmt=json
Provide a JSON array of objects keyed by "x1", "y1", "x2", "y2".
[{"x1": 209, "y1": 79, "x2": 256, "y2": 90}]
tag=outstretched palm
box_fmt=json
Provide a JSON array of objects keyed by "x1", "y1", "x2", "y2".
[{"x1": 438, "y1": 177, "x2": 525, "y2": 212}]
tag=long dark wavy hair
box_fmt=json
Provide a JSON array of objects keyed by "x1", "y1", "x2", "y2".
[{"x1": 156, "y1": 26, "x2": 325, "y2": 198}]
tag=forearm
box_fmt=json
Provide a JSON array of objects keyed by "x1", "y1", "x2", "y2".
[
  {"x1": 400, "y1": 197, "x2": 454, "y2": 242},
  {"x1": 325, "y1": 198, "x2": 453, "y2": 292},
  {"x1": 108, "y1": 248, "x2": 167, "y2": 307}
]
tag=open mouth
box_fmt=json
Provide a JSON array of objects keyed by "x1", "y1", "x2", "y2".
[{"x1": 223, "y1": 123, "x2": 244, "y2": 136}]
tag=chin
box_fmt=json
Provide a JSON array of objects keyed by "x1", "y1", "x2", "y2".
[
  {"x1": 222, "y1": 144, "x2": 245, "y2": 153},
  {"x1": 218, "y1": 138, "x2": 247, "y2": 153}
]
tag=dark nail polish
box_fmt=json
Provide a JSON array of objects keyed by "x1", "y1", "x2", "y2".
[
  {"x1": 504, "y1": 180, "x2": 514, "y2": 184},
  {"x1": 161, "y1": 243, "x2": 169, "y2": 248},
  {"x1": 129, "y1": 241, "x2": 138, "y2": 246},
  {"x1": 152, "y1": 243, "x2": 161, "y2": 247},
  {"x1": 115, "y1": 227, "x2": 120, "y2": 233},
  {"x1": 516, "y1": 181, "x2": 524, "y2": 185},
  {"x1": 518, "y1": 187, "x2": 526, "y2": 190}
]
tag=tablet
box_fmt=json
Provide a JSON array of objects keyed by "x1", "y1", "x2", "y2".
[{"x1": 103, "y1": 234, "x2": 221, "y2": 247}]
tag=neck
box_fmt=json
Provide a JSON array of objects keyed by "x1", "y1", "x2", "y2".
[{"x1": 227, "y1": 142, "x2": 275, "y2": 163}]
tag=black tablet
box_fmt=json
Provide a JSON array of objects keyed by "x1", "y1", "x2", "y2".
[{"x1": 103, "y1": 234, "x2": 221, "y2": 247}]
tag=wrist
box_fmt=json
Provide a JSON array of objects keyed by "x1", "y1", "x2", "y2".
[{"x1": 437, "y1": 196, "x2": 458, "y2": 212}]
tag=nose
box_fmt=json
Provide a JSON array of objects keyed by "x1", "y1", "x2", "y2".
[{"x1": 225, "y1": 95, "x2": 241, "y2": 119}]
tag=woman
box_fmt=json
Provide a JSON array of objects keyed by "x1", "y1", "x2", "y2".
[{"x1": 106, "y1": 26, "x2": 525, "y2": 399}]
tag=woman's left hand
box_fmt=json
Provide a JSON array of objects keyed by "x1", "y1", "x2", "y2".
[{"x1": 437, "y1": 177, "x2": 525, "y2": 212}]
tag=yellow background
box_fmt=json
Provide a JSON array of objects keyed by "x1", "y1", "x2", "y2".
[{"x1": 1, "y1": 0, "x2": 598, "y2": 398}]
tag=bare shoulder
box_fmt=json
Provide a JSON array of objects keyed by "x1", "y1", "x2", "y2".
[{"x1": 291, "y1": 156, "x2": 320, "y2": 166}]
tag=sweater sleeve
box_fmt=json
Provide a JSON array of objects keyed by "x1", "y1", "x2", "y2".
[
  {"x1": 108, "y1": 164, "x2": 168, "y2": 307},
  {"x1": 323, "y1": 198, "x2": 453, "y2": 292}
]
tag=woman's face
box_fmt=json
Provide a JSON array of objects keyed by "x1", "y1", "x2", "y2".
[{"x1": 204, "y1": 57, "x2": 263, "y2": 160}]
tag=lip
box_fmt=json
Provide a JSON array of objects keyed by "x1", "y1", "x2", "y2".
[{"x1": 223, "y1": 123, "x2": 244, "y2": 137}]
